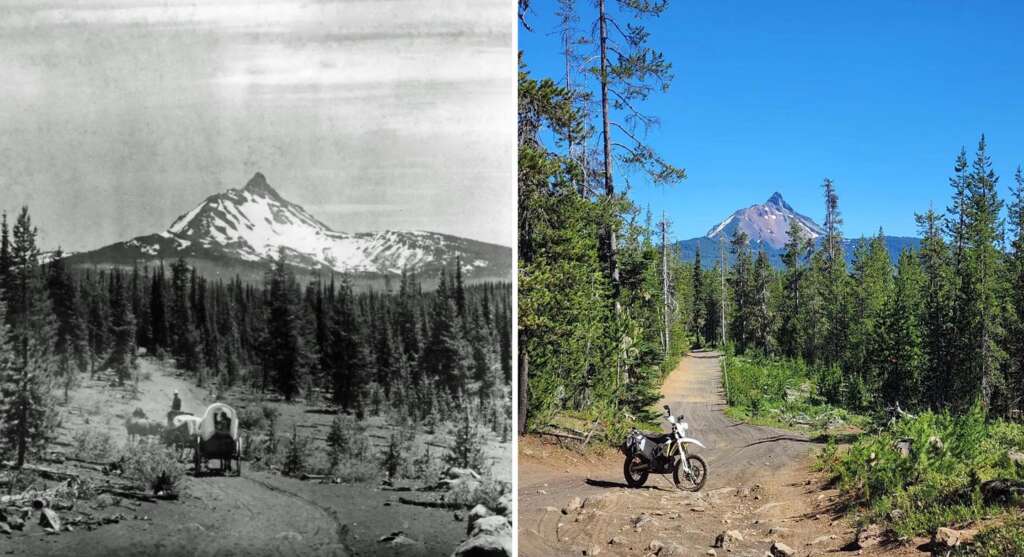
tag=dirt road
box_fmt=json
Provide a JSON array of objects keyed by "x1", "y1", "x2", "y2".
[
  {"x1": 5, "y1": 358, "x2": 469, "y2": 557},
  {"x1": 519, "y1": 350, "x2": 859, "y2": 556}
]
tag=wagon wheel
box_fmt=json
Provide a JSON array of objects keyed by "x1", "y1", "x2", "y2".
[
  {"x1": 193, "y1": 437, "x2": 201, "y2": 477},
  {"x1": 234, "y1": 439, "x2": 242, "y2": 477}
]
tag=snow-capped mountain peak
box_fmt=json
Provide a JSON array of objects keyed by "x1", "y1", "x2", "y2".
[
  {"x1": 706, "y1": 192, "x2": 824, "y2": 248},
  {"x1": 67, "y1": 173, "x2": 511, "y2": 281}
]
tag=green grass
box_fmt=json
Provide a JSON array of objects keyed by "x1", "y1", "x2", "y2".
[
  {"x1": 817, "y1": 407, "x2": 1024, "y2": 538},
  {"x1": 952, "y1": 516, "x2": 1024, "y2": 556},
  {"x1": 722, "y1": 354, "x2": 869, "y2": 434}
]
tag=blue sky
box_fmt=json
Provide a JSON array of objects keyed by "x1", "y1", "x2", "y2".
[{"x1": 519, "y1": 0, "x2": 1024, "y2": 241}]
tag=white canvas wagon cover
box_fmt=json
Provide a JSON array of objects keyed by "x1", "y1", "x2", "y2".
[{"x1": 198, "y1": 402, "x2": 239, "y2": 442}]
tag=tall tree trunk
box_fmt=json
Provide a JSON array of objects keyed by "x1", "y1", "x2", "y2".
[
  {"x1": 517, "y1": 330, "x2": 529, "y2": 435},
  {"x1": 598, "y1": 0, "x2": 619, "y2": 307},
  {"x1": 661, "y1": 214, "x2": 670, "y2": 356}
]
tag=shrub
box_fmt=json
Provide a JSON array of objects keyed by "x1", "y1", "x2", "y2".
[
  {"x1": 380, "y1": 433, "x2": 405, "y2": 481},
  {"x1": 952, "y1": 516, "x2": 1024, "y2": 556},
  {"x1": 820, "y1": 406, "x2": 1024, "y2": 537},
  {"x1": 326, "y1": 415, "x2": 370, "y2": 472},
  {"x1": 281, "y1": 426, "x2": 309, "y2": 477},
  {"x1": 446, "y1": 477, "x2": 511, "y2": 509},
  {"x1": 406, "y1": 445, "x2": 443, "y2": 481},
  {"x1": 71, "y1": 429, "x2": 117, "y2": 462},
  {"x1": 122, "y1": 439, "x2": 184, "y2": 495},
  {"x1": 445, "y1": 412, "x2": 487, "y2": 472}
]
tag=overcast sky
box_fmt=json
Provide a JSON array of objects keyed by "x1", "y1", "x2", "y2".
[{"x1": 0, "y1": 0, "x2": 515, "y2": 251}]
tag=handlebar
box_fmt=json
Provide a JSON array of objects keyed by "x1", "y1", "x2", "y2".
[{"x1": 664, "y1": 404, "x2": 683, "y2": 420}]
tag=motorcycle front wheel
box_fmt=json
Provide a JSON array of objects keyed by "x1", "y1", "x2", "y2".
[
  {"x1": 623, "y1": 454, "x2": 649, "y2": 488},
  {"x1": 672, "y1": 454, "x2": 707, "y2": 492}
]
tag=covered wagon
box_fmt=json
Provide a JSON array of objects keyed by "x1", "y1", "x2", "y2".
[{"x1": 193, "y1": 402, "x2": 241, "y2": 476}]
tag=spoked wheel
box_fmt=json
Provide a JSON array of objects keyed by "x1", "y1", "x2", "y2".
[
  {"x1": 193, "y1": 439, "x2": 202, "y2": 477},
  {"x1": 673, "y1": 454, "x2": 707, "y2": 492},
  {"x1": 623, "y1": 455, "x2": 649, "y2": 488}
]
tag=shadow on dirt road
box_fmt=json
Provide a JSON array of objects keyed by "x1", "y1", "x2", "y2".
[{"x1": 518, "y1": 350, "x2": 856, "y2": 556}]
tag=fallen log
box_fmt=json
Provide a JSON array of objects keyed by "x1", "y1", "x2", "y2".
[
  {"x1": 398, "y1": 496, "x2": 460, "y2": 509},
  {"x1": 97, "y1": 488, "x2": 157, "y2": 503},
  {"x1": 0, "y1": 462, "x2": 81, "y2": 482},
  {"x1": 536, "y1": 430, "x2": 586, "y2": 442}
]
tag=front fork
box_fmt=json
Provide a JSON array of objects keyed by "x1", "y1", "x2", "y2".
[{"x1": 674, "y1": 440, "x2": 691, "y2": 475}]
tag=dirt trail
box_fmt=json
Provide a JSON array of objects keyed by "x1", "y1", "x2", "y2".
[
  {"x1": 6, "y1": 358, "x2": 467, "y2": 557},
  {"x1": 519, "y1": 350, "x2": 859, "y2": 556}
]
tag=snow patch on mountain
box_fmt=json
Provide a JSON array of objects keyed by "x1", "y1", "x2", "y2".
[
  {"x1": 86, "y1": 172, "x2": 509, "y2": 278},
  {"x1": 706, "y1": 192, "x2": 824, "y2": 248}
]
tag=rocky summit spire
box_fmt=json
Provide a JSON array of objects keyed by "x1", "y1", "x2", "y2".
[
  {"x1": 243, "y1": 172, "x2": 280, "y2": 198},
  {"x1": 765, "y1": 191, "x2": 792, "y2": 212}
]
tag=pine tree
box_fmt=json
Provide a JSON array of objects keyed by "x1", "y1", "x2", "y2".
[
  {"x1": 444, "y1": 410, "x2": 486, "y2": 472},
  {"x1": 879, "y1": 249, "x2": 925, "y2": 408},
  {"x1": 108, "y1": 271, "x2": 137, "y2": 385},
  {"x1": 845, "y1": 231, "x2": 893, "y2": 406},
  {"x1": 47, "y1": 250, "x2": 90, "y2": 401},
  {"x1": 170, "y1": 259, "x2": 202, "y2": 373},
  {"x1": 325, "y1": 279, "x2": 368, "y2": 411},
  {"x1": 749, "y1": 250, "x2": 773, "y2": 354},
  {"x1": 1007, "y1": 166, "x2": 1024, "y2": 414},
  {"x1": 961, "y1": 135, "x2": 1005, "y2": 411},
  {"x1": 149, "y1": 264, "x2": 169, "y2": 354},
  {"x1": 818, "y1": 178, "x2": 849, "y2": 368},
  {"x1": 779, "y1": 217, "x2": 811, "y2": 358},
  {"x1": 264, "y1": 250, "x2": 309, "y2": 401},
  {"x1": 728, "y1": 231, "x2": 753, "y2": 353},
  {"x1": 421, "y1": 267, "x2": 468, "y2": 396},
  {"x1": 915, "y1": 208, "x2": 954, "y2": 409},
  {"x1": 0, "y1": 212, "x2": 10, "y2": 311},
  {"x1": 690, "y1": 245, "x2": 706, "y2": 346},
  {"x1": 0, "y1": 207, "x2": 57, "y2": 467}
]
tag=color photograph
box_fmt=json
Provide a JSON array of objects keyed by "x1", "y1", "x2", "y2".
[{"x1": 518, "y1": 1, "x2": 1024, "y2": 556}]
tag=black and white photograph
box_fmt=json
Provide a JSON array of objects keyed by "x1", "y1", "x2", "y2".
[{"x1": 0, "y1": 1, "x2": 514, "y2": 556}]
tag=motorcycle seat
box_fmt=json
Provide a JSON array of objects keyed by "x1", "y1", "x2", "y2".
[{"x1": 642, "y1": 433, "x2": 672, "y2": 444}]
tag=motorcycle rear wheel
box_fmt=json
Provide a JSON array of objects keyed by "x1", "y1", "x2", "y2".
[
  {"x1": 623, "y1": 455, "x2": 649, "y2": 488},
  {"x1": 673, "y1": 454, "x2": 707, "y2": 492}
]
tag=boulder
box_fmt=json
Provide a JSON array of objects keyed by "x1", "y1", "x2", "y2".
[
  {"x1": 927, "y1": 435, "x2": 944, "y2": 451},
  {"x1": 981, "y1": 478, "x2": 1024, "y2": 505},
  {"x1": 893, "y1": 439, "x2": 912, "y2": 458},
  {"x1": 495, "y1": 493, "x2": 512, "y2": 518},
  {"x1": 0, "y1": 522, "x2": 10, "y2": 535},
  {"x1": 470, "y1": 516, "x2": 511, "y2": 538},
  {"x1": 378, "y1": 531, "x2": 421, "y2": 547},
  {"x1": 933, "y1": 527, "x2": 960, "y2": 548},
  {"x1": 648, "y1": 539, "x2": 664, "y2": 553},
  {"x1": 6, "y1": 515, "x2": 24, "y2": 531},
  {"x1": 769, "y1": 541, "x2": 795, "y2": 557},
  {"x1": 1008, "y1": 450, "x2": 1024, "y2": 466},
  {"x1": 467, "y1": 505, "x2": 494, "y2": 535},
  {"x1": 562, "y1": 496, "x2": 583, "y2": 515},
  {"x1": 451, "y1": 533, "x2": 512, "y2": 557},
  {"x1": 445, "y1": 468, "x2": 482, "y2": 482}
]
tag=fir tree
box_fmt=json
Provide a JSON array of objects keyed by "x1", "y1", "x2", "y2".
[{"x1": 0, "y1": 207, "x2": 57, "y2": 467}]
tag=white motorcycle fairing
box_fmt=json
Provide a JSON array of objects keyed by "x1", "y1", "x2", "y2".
[{"x1": 679, "y1": 437, "x2": 706, "y2": 449}]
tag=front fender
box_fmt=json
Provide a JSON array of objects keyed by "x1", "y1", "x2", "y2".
[{"x1": 680, "y1": 437, "x2": 706, "y2": 449}]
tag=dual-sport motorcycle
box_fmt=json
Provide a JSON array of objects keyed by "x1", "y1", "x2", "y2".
[{"x1": 621, "y1": 404, "x2": 708, "y2": 491}]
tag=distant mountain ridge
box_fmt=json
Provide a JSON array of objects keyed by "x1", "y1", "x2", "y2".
[
  {"x1": 64, "y1": 173, "x2": 512, "y2": 284},
  {"x1": 674, "y1": 192, "x2": 920, "y2": 268}
]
